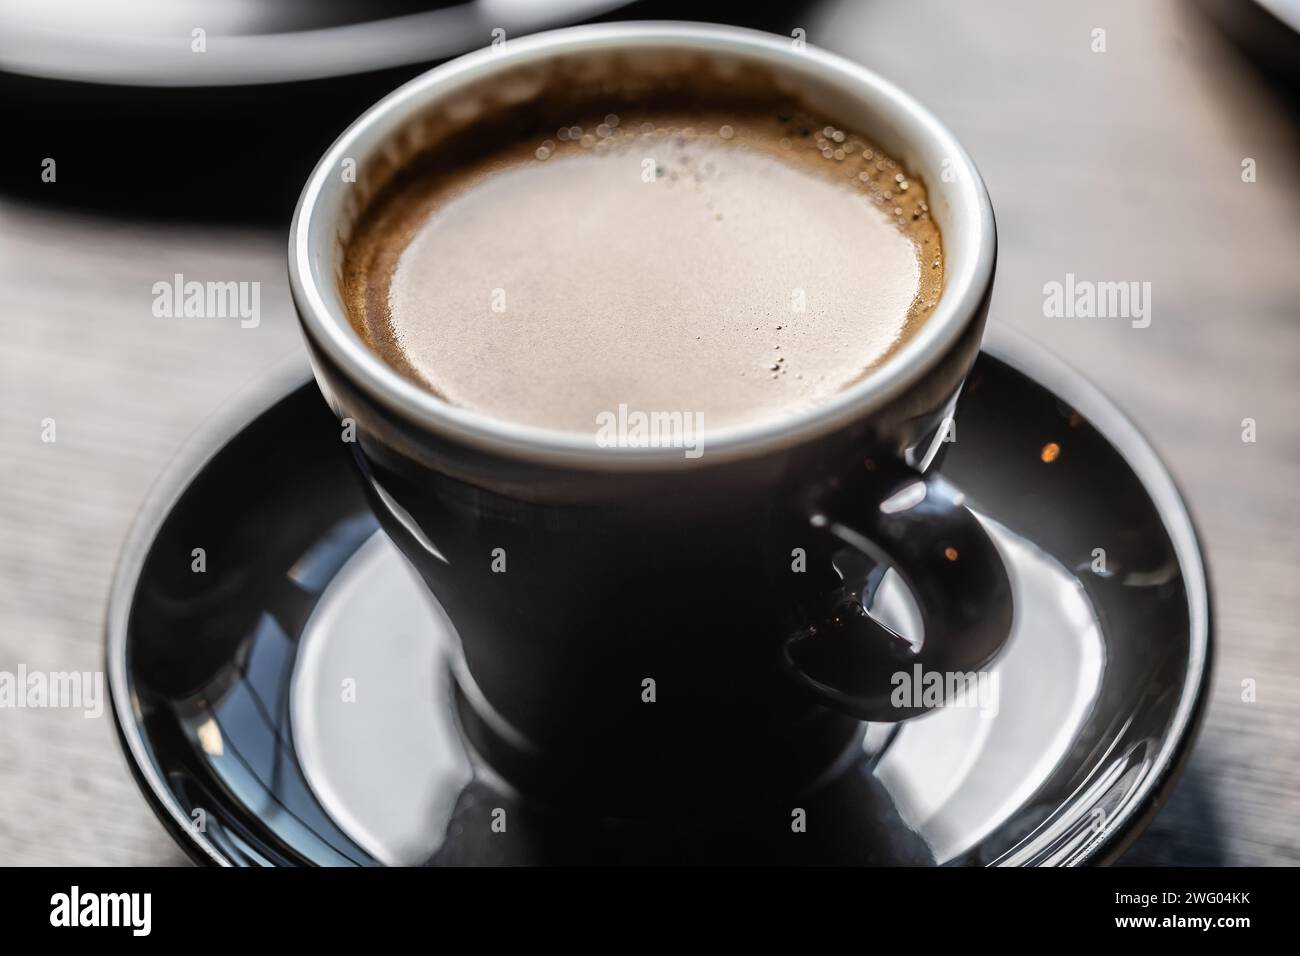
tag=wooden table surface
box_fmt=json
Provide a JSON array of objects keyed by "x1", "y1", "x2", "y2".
[{"x1": 1, "y1": 0, "x2": 1296, "y2": 865}]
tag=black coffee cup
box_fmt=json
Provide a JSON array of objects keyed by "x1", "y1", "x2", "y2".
[{"x1": 289, "y1": 24, "x2": 1008, "y2": 814}]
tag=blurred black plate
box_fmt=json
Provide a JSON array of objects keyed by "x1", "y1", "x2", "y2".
[
  {"x1": 0, "y1": 1, "x2": 802, "y2": 220},
  {"x1": 0, "y1": 0, "x2": 635, "y2": 86}
]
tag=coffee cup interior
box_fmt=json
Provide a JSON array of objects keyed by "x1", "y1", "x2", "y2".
[{"x1": 290, "y1": 24, "x2": 995, "y2": 463}]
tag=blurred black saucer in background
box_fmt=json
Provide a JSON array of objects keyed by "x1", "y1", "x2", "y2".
[
  {"x1": 1197, "y1": 0, "x2": 1300, "y2": 86},
  {"x1": 0, "y1": 0, "x2": 807, "y2": 223}
]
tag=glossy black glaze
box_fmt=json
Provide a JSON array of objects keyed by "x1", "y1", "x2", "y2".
[
  {"x1": 287, "y1": 21, "x2": 1009, "y2": 812},
  {"x1": 116, "y1": 376, "x2": 379, "y2": 865},
  {"x1": 305, "y1": 297, "x2": 1006, "y2": 813},
  {"x1": 784, "y1": 457, "x2": 1015, "y2": 721},
  {"x1": 106, "y1": 334, "x2": 1212, "y2": 865}
]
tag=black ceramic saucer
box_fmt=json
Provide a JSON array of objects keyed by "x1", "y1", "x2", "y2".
[{"x1": 106, "y1": 325, "x2": 1211, "y2": 866}]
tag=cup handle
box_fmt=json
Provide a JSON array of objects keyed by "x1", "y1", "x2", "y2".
[{"x1": 782, "y1": 456, "x2": 1014, "y2": 722}]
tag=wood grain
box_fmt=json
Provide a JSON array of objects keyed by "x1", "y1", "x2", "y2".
[{"x1": 0, "y1": 0, "x2": 1296, "y2": 865}]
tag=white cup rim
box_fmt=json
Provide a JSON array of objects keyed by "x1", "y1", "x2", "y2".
[{"x1": 289, "y1": 21, "x2": 996, "y2": 470}]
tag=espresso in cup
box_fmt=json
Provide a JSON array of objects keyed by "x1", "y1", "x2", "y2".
[
  {"x1": 294, "y1": 27, "x2": 1006, "y2": 814},
  {"x1": 342, "y1": 92, "x2": 944, "y2": 433}
]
